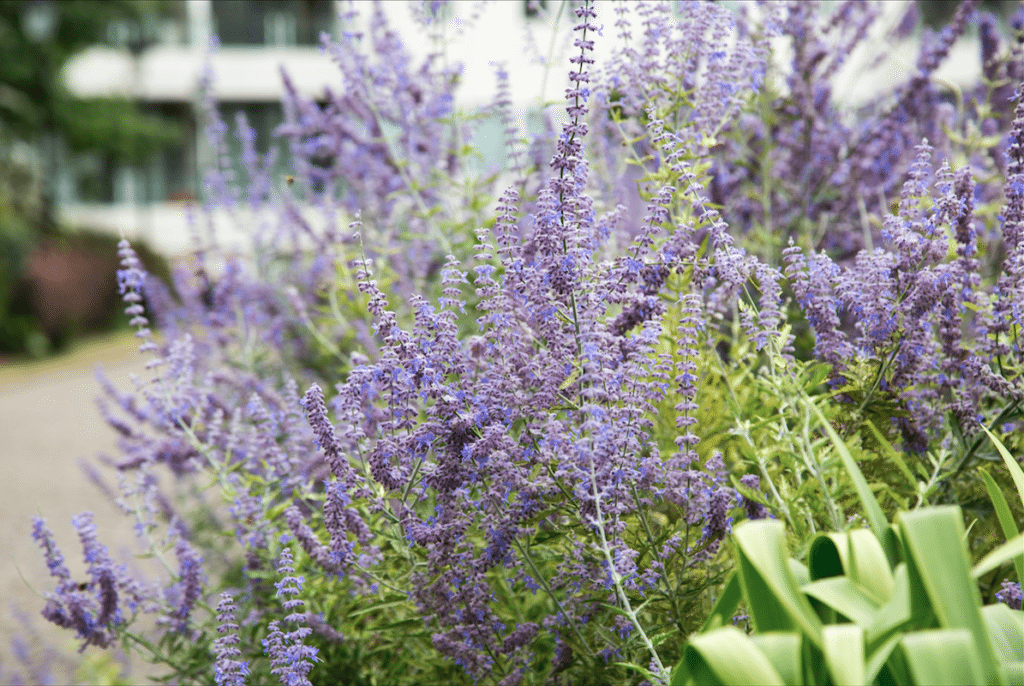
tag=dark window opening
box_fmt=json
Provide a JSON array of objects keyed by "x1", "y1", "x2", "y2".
[{"x1": 211, "y1": 0, "x2": 334, "y2": 46}]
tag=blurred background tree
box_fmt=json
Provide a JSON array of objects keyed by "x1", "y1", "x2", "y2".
[{"x1": 0, "y1": 0, "x2": 177, "y2": 357}]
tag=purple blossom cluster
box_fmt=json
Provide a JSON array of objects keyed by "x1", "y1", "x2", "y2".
[
  {"x1": 31, "y1": 513, "x2": 149, "y2": 651},
  {"x1": 25, "y1": 2, "x2": 1024, "y2": 684},
  {"x1": 784, "y1": 125, "x2": 1024, "y2": 449},
  {"x1": 262, "y1": 547, "x2": 319, "y2": 686},
  {"x1": 996, "y1": 579, "x2": 1023, "y2": 610},
  {"x1": 214, "y1": 592, "x2": 250, "y2": 686}
]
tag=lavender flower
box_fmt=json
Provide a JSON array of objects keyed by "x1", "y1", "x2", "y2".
[
  {"x1": 28, "y1": 3, "x2": 1024, "y2": 684},
  {"x1": 166, "y1": 536, "x2": 204, "y2": 633},
  {"x1": 32, "y1": 514, "x2": 124, "y2": 650},
  {"x1": 214, "y1": 592, "x2": 250, "y2": 686},
  {"x1": 738, "y1": 474, "x2": 769, "y2": 521},
  {"x1": 996, "y1": 580, "x2": 1022, "y2": 610},
  {"x1": 262, "y1": 547, "x2": 319, "y2": 686}
]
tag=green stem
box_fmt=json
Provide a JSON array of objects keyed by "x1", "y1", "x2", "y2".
[{"x1": 588, "y1": 458, "x2": 669, "y2": 685}]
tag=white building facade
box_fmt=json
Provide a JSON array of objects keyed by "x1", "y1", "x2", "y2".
[{"x1": 57, "y1": 0, "x2": 980, "y2": 256}]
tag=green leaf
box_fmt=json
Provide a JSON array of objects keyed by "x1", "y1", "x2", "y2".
[
  {"x1": 979, "y1": 467, "x2": 1024, "y2": 584},
  {"x1": 749, "y1": 633, "x2": 803, "y2": 686},
  {"x1": 803, "y1": 362, "x2": 832, "y2": 391},
  {"x1": 998, "y1": 661, "x2": 1024, "y2": 686},
  {"x1": 809, "y1": 529, "x2": 894, "y2": 603},
  {"x1": 649, "y1": 629, "x2": 681, "y2": 648},
  {"x1": 802, "y1": 577, "x2": 881, "y2": 626},
  {"x1": 788, "y1": 558, "x2": 811, "y2": 587},
  {"x1": 807, "y1": 401, "x2": 898, "y2": 567},
  {"x1": 614, "y1": 661, "x2": 665, "y2": 684},
  {"x1": 700, "y1": 571, "x2": 743, "y2": 632},
  {"x1": 900, "y1": 629, "x2": 986, "y2": 686},
  {"x1": 681, "y1": 627, "x2": 787, "y2": 686},
  {"x1": 865, "y1": 564, "x2": 913, "y2": 649},
  {"x1": 345, "y1": 597, "x2": 411, "y2": 618},
  {"x1": 733, "y1": 520, "x2": 823, "y2": 646},
  {"x1": 863, "y1": 418, "x2": 917, "y2": 491},
  {"x1": 865, "y1": 633, "x2": 904, "y2": 685},
  {"x1": 822, "y1": 625, "x2": 865, "y2": 686},
  {"x1": 980, "y1": 426, "x2": 1024, "y2": 505},
  {"x1": 844, "y1": 528, "x2": 896, "y2": 602},
  {"x1": 899, "y1": 508, "x2": 997, "y2": 680},
  {"x1": 980, "y1": 603, "x2": 1024, "y2": 664},
  {"x1": 973, "y1": 534, "x2": 1024, "y2": 579},
  {"x1": 980, "y1": 467, "x2": 1021, "y2": 540}
]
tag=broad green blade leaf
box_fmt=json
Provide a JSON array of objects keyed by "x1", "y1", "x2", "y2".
[
  {"x1": 901, "y1": 629, "x2": 986, "y2": 686},
  {"x1": 866, "y1": 564, "x2": 913, "y2": 649},
  {"x1": 979, "y1": 467, "x2": 1024, "y2": 584},
  {"x1": 789, "y1": 558, "x2": 811, "y2": 587},
  {"x1": 683, "y1": 627, "x2": 787, "y2": 686},
  {"x1": 980, "y1": 603, "x2": 1024, "y2": 663},
  {"x1": 823, "y1": 625, "x2": 865, "y2": 686},
  {"x1": 802, "y1": 577, "x2": 881, "y2": 626},
  {"x1": 899, "y1": 508, "x2": 997, "y2": 680},
  {"x1": 980, "y1": 426, "x2": 1024, "y2": 505},
  {"x1": 812, "y1": 530, "x2": 895, "y2": 603},
  {"x1": 807, "y1": 402, "x2": 897, "y2": 566},
  {"x1": 749, "y1": 633, "x2": 803, "y2": 686},
  {"x1": 847, "y1": 528, "x2": 896, "y2": 602},
  {"x1": 734, "y1": 520, "x2": 824, "y2": 646},
  {"x1": 864, "y1": 633, "x2": 903, "y2": 685},
  {"x1": 973, "y1": 534, "x2": 1024, "y2": 579},
  {"x1": 700, "y1": 570, "x2": 743, "y2": 632},
  {"x1": 998, "y1": 661, "x2": 1024, "y2": 685}
]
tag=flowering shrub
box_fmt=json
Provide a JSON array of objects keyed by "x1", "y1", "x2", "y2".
[{"x1": 17, "y1": 2, "x2": 1024, "y2": 685}]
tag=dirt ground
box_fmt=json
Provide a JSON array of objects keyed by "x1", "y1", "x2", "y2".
[{"x1": 0, "y1": 332, "x2": 169, "y2": 684}]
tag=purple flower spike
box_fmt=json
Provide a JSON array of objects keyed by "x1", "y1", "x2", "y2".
[
  {"x1": 214, "y1": 592, "x2": 250, "y2": 686},
  {"x1": 167, "y1": 536, "x2": 204, "y2": 633},
  {"x1": 262, "y1": 547, "x2": 319, "y2": 686}
]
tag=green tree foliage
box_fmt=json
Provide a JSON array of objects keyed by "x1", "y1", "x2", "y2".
[{"x1": 0, "y1": 0, "x2": 180, "y2": 159}]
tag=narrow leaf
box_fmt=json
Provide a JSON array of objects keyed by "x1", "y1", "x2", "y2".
[
  {"x1": 700, "y1": 571, "x2": 743, "y2": 633},
  {"x1": 864, "y1": 418, "x2": 917, "y2": 490},
  {"x1": 807, "y1": 401, "x2": 897, "y2": 567},
  {"x1": 979, "y1": 467, "x2": 1024, "y2": 584},
  {"x1": 973, "y1": 533, "x2": 1024, "y2": 579},
  {"x1": 980, "y1": 426, "x2": 1024, "y2": 505}
]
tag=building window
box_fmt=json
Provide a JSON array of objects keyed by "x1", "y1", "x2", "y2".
[
  {"x1": 264, "y1": 10, "x2": 298, "y2": 46},
  {"x1": 211, "y1": 0, "x2": 334, "y2": 46}
]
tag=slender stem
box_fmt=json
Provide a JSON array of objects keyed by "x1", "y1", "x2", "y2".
[
  {"x1": 511, "y1": 537, "x2": 596, "y2": 660},
  {"x1": 588, "y1": 458, "x2": 669, "y2": 685}
]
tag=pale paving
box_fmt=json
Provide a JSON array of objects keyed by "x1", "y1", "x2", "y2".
[{"x1": 0, "y1": 332, "x2": 170, "y2": 684}]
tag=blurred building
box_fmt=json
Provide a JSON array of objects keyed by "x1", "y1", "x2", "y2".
[
  {"x1": 57, "y1": 0, "x2": 342, "y2": 254},
  {"x1": 56, "y1": 0, "x2": 562, "y2": 255},
  {"x1": 56, "y1": 0, "x2": 991, "y2": 256}
]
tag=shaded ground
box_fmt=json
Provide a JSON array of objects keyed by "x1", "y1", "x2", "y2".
[{"x1": 0, "y1": 332, "x2": 169, "y2": 684}]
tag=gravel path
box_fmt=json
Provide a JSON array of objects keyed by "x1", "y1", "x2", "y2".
[{"x1": 0, "y1": 332, "x2": 165, "y2": 684}]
